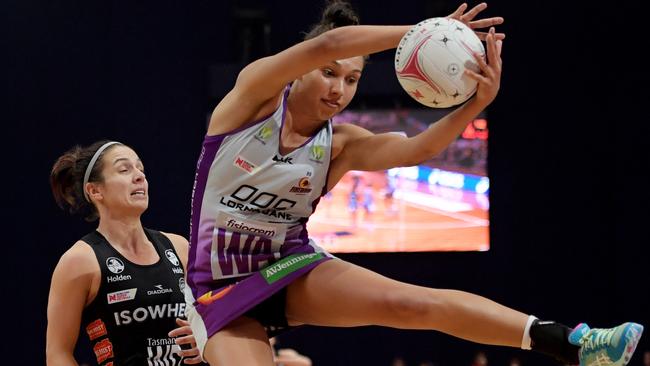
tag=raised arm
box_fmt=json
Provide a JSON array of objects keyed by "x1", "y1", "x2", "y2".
[
  {"x1": 328, "y1": 28, "x2": 503, "y2": 188},
  {"x1": 207, "y1": 25, "x2": 411, "y2": 136},
  {"x1": 207, "y1": 2, "x2": 504, "y2": 137},
  {"x1": 46, "y1": 243, "x2": 98, "y2": 366}
]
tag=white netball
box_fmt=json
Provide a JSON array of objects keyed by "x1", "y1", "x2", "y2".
[{"x1": 395, "y1": 17, "x2": 485, "y2": 108}]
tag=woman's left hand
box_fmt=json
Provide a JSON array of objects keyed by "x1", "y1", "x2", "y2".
[
  {"x1": 169, "y1": 318, "x2": 203, "y2": 364},
  {"x1": 464, "y1": 27, "x2": 503, "y2": 106},
  {"x1": 447, "y1": 2, "x2": 506, "y2": 41}
]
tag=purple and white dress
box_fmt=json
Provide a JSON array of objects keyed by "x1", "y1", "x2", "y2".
[{"x1": 185, "y1": 87, "x2": 334, "y2": 351}]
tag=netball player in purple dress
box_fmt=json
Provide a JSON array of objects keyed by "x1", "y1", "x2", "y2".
[{"x1": 184, "y1": 2, "x2": 643, "y2": 365}]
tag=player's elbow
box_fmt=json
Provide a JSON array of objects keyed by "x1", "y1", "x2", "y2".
[
  {"x1": 311, "y1": 28, "x2": 346, "y2": 60},
  {"x1": 46, "y1": 332, "x2": 76, "y2": 366},
  {"x1": 46, "y1": 348, "x2": 71, "y2": 366},
  {"x1": 402, "y1": 147, "x2": 440, "y2": 167}
]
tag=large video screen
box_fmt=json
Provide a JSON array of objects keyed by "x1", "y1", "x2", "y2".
[{"x1": 308, "y1": 109, "x2": 489, "y2": 253}]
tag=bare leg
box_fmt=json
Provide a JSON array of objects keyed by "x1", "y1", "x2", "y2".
[
  {"x1": 286, "y1": 259, "x2": 528, "y2": 347},
  {"x1": 203, "y1": 316, "x2": 275, "y2": 366}
]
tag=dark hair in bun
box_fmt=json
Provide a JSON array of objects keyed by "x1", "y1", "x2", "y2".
[{"x1": 304, "y1": 0, "x2": 360, "y2": 40}]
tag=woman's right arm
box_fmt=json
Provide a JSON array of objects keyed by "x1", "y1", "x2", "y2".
[
  {"x1": 207, "y1": 25, "x2": 411, "y2": 136},
  {"x1": 46, "y1": 242, "x2": 98, "y2": 366}
]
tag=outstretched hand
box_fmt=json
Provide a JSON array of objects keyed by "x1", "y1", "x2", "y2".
[
  {"x1": 464, "y1": 27, "x2": 503, "y2": 106},
  {"x1": 168, "y1": 318, "x2": 203, "y2": 364},
  {"x1": 447, "y1": 2, "x2": 505, "y2": 41}
]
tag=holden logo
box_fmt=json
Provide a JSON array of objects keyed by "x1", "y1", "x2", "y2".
[
  {"x1": 179, "y1": 278, "x2": 186, "y2": 292},
  {"x1": 165, "y1": 249, "x2": 180, "y2": 266},
  {"x1": 106, "y1": 257, "x2": 125, "y2": 274}
]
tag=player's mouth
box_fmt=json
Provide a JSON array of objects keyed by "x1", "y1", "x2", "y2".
[
  {"x1": 130, "y1": 189, "x2": 146, "y2": 197},
  {"x1": 321, "y1": 99, "x2": 340, "y2": 109}
]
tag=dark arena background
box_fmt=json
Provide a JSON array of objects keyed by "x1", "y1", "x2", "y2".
[{"x1": 3, "y1": 1, "x2": 647, "y2": 365}]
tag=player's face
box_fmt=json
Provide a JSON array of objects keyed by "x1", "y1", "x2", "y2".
[
  {"x1": 94, "y1": 146, "x2": 149, "y2": 216},
  {"x1": 302, "y1": 56, "x2": 364, "y2": 120}
]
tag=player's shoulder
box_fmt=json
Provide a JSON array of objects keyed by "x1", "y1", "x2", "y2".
[
  {"x1": 159, "y1": 232, "x2": 188, "y2": 247},
  {"x1": 333, "y1": 123, "x2": 374, "y2": 152},
  {"x1": 333, "y1": 122, "x2": 373, "y2": 137},
  {"x1": 55, "y1": 240, "x2": 99, "y2": 277},
  {"x1": 159, "y1": 232, "x2": 189, "y2": 261}
]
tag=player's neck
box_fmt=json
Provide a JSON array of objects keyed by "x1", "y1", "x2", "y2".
[
  {"x1": 286, "y1": 92, "x2": 325, "y2": 136},
  {"x1": 96, "y1": 216, "x2": 147, "y2": 252}
]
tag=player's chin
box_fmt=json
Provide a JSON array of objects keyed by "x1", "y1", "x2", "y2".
[
  {"x1": 321, "y1": 105, "x2": 342, "y2": 120},
  {"x1": 128, "y1": 198, "x2": 149, "y2": 212},
  {"x1": 316, "y1": 109, "x2": 336, "y2": 121}
]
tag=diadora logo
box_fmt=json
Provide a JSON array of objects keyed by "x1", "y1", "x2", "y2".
[
  {"x1": 106, "y1": 257, "x2": 124, "y2": 274},
  {"x1": 107, "y1": 288, "x2": 137, "y2": 304},
  {"x1": 220, "y1": 184, "x2": 296, "y2": 220},
  {"x1": 290, "y1": 177, "x2": 312, "y2": 194},
  {"x1": 165, "y1": 249, "x2": 180, "y2": 266},
  {"x1": 272, "y1": 155, "x2": 293, "y2": 164},
  {"x1": 225, "y1": 218, "x2": 276, "y2": 237},
  {"x1": 86, "y1": 319, "x2": 107, "y2": 341},
  {"x1": 233, "y1": 155, "x2": 256, "y2": 174},
  {"x1": 147, "y1": 284, "x2": 173, "y2": 296},
  {"x1": 93, "y1": 338, "x2": 114, "y2": 364},
  {"x1": 113, "y1": 303, "x2": 186, "y2": 326},
  {"x1": 255, "y1": 122, "x2": 274, "y2": 143},
  {"x1": 309, "y1": 145, "x2": 325, "y2": 163}
]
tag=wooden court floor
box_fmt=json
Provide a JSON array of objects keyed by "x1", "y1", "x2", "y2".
[{"x1": 307, "y1": 171, "x2": 489, "y2": 253}]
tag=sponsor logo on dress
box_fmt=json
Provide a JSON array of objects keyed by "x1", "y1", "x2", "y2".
[
  {"x1": 113, "y1": 303, "x2": 186, "y2": 326},
  {"x1": 233, "y1": 155, "x2": 256, "y2": 174},
  {"x1": 255, "y1": 122, "x2": 274, "y2": 143},
  {"x1": 147, "y1": 284, "x2": 173, "y2": 296},
  {"x1": 147, "y1": 337, "x2": 177, "y2": 346},
  {"x1": 107, "y1": 274, "x2": 132, "y2": 283},
  {"x1": 172, "y1": 267, "x2": 184, "y2": 274},
  {"x1": 290, "y1": 177, "x2": 312, "y2": 194},
  {"x1": 165, "y1": 249, "x2": 180, "y2": 266},
  {"x1": 86, "y1": 319, "x2": 107, "y2": 341},
  {"x1": 272, "y1": 155, "x2": 293, "y2": 164},
  {"x1": 262, "y1": 253, "x2": 325, "y2": 284},
  {"x1": 197, "y1": 285, "x2": 234, "y2": 305},
  {"x1": 147, "y1": 338, "x2": 183, "y2": 365},
  {"x1": 93, "y1": 338, "x2": 114, "y2": 364},
  {"x1": 107, "y1": 288, "x2": 137, "y2": 304},
  {"x1": 106, "y1": 257, "x2": 124, "y2": 274},
  {"x1": 225, "y1": 218, "x2": 276, "y2": 237},
  {"x1": 309, "y1": 145, "x2": 325, "y2": 163},
  {"x1": 178, "y1": 277, "x2": 185, "y2": 292},
  {"x1": 219, "y1": 184, "x2": 296, "y2": 220}
]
